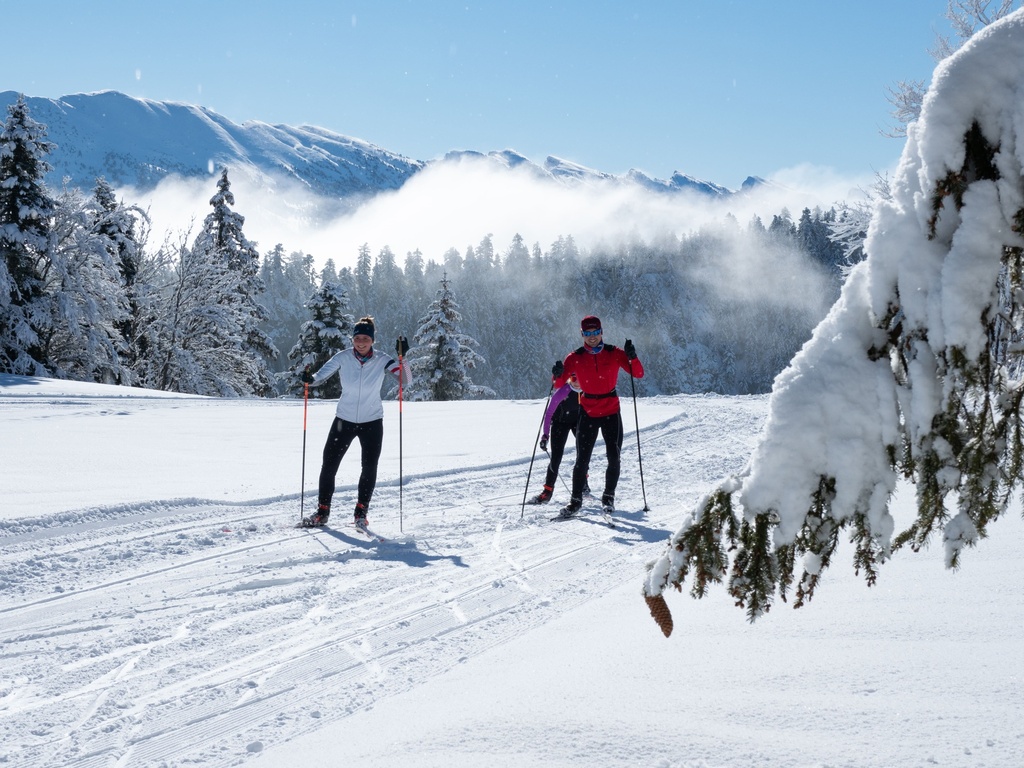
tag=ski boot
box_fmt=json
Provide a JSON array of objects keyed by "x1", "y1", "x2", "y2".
[
  {"x1": 555, "y1": 498, "x2": 582, "y2": 520},
  {"x1": 601, "y1": 494, "x2": 615, "y2": 516},
  {"x1": 302, "y1": 504, "x2": 330, "y2": 528},
  {"x1": 528, "y1": 485, "x2": 554, "y2": 505},
  {"x1": 353, "y1": 502, "x2": 369, "y2": 531}
]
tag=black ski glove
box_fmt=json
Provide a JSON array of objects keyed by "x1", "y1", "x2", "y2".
[
  {"x1": 301, "y1": 366, "x2": 314, "y2": 384},
  {"x1": 396, "y1": 335, "x2": 410, "y2": 356},
  {"x1": 540, "y1": 434, "x2": 549, "y2": 452},
  {"x1": 552, "y1": 360, "x2": 564, "y2": 377},
  {"x1": 624, "y1": 339, "x2": 637, "y2": 360}
]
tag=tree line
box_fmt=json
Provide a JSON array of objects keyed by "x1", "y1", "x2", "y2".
[{"x1": 1, "y1": 94, "x2": 853, "y2": 399}]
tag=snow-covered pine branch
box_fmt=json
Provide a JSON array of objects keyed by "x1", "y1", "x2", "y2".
[{"x1": 645, "y1": 9, "x2": 1024, "y2": 631}]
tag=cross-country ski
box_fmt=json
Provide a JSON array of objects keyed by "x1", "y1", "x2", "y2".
[
  {"x1": 352, "y1": 518, "x2": 388, "y2": 542},
  {"x1": 547, "y1": 508, "x2": 617, "y2": 528}
]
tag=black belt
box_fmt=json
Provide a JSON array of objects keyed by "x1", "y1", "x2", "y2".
[{"x1": 582, "y1": 389, "x2": 617, "y2": 399}]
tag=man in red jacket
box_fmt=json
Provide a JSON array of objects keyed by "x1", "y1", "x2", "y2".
[{"x1": 553, "y1": 315, "x2": 644, "y2": 519}]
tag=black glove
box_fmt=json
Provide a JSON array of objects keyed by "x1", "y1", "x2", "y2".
[
  {"x1": 300, "y1": 366, "x2": 314, "y2": 384},
  {"x1": 624, "y1": 339, "x2": 637, "y2": 360},
  {"x1": 552, "y1": 360, "x2": 563, "y2": 377},
  {"x1": 540, "y1": 435, "x2": 549, "y2": 452},
  {"x1": 396, "y1": 336, "x2": 410, "y2": 356}
]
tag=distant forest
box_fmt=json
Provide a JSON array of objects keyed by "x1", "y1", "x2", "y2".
[
  {"x1": 1, "y1": 94, "x2": 856, "y2": 398},
  {"x1": 274, "y1": 211, "x2": 849, "y2": 399}
]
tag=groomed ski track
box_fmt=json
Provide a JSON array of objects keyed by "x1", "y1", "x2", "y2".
[{"x1": 0, "y1": 397, "x2": 765, "y2": 767}]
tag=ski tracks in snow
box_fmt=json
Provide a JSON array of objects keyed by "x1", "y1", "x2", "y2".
[{"x1": 0, "y1": 397, "x2": 764, "y2": 767}]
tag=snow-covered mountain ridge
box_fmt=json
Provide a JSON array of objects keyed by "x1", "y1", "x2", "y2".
[{"x1": 0, "y1": 90, "x2": 762, "y2": 200}]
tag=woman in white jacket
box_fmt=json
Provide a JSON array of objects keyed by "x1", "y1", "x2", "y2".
[{"x1": 301, "y1": 316, "x2": 411, "y2": 529}]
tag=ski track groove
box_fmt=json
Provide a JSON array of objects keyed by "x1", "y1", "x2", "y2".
[{"x1": 0, "y1": 401, "x2": 763, "y2": 766}]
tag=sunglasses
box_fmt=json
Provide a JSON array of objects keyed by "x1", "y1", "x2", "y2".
[{"x1": 581, "y1": 328, "x2": 603, "y2": 337}]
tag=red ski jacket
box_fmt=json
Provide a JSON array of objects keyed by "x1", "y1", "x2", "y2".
[{"x1": 555, "y1": 344, "x2": 643, "y2": 419}]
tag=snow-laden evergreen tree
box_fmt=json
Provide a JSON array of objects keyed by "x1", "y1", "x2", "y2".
[
  {"x1": 39, "y1": 184, "x2": 130, "y2": 382},
  {"x1": 369, "y1": 245, "x2": 405, "y2": 342},
  {"x1": 90, "y1": 177, "x2": 148, "y2": 383},
  {"x1": 354, "y1": 243, "x2": 372, "y2": 309},
  {"x1": 187, "y1": 168, "x2": 278, "y2": 395},
  {"x1": 127, "y1": 234, "x2": 175, "y2": 388},
  {"x1": 505, "y1": 233, "x2": 530, "y2": 272},
  {"x1": 797, "y1": 207, "x2": 844, "y2": 280},
  {"x1": 320, "y1": 258, "x2": 341, "y2": 287},
  {"x1": 0, "y1": 95, "x2": 55, "y2": 375},
  {"x1": 397, "y1": 248, "x2": 430, "y2": 343},
  {"x1": 286, "y1": 280, "x2": 355, "y2": 399},
  {"x1": 454, "y1": 234, "x2": 507, "y2": 386},
  {"x1": 145, "y1": 229, "x2": 271, "y2": 397},
  {"x1": 405, "y1": 272, "x2": 494, "y2": 401},
  {"x1": 259, "y1": 244, "x2": 317, "y2": 378},
  {"x1": 643, "y1": 9, "x2": 1024, "y2": 634}
]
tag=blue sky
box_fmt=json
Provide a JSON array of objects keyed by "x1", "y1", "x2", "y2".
[{"x1": 9, "y1": 1, "x2": 949, "y2": 189}]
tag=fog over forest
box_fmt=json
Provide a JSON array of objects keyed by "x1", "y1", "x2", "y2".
[
  {"x1": 1, "y1": 90, "x2": 869, "y2": 398},
  {"x1": 134, "y1": 155, "x2": 864, "y2": 397}
]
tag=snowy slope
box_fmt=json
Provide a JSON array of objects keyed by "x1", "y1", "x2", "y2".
[{"x1": 1, "y1": 376, "x2": 1021, "y2": 767}]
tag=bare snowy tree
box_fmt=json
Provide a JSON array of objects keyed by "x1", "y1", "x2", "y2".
[
  {"x1": 885, "y1": 0, "x2": 1019, "y2": 137},
  {"x1": 828, "y1": 173, "x2": 892, "y2": 274}
]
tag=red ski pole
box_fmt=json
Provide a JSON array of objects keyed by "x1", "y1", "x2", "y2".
[{"x1": 396, "y1": 336, "x2": 407, "y2": 532}]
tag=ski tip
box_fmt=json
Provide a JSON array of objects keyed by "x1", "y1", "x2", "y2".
[
  {"x1": 352, "y1": 522, "x2": 388, "y2": 542},
  {"x1": 548, "y1": 513, "x2": 578, "y2": 522}
]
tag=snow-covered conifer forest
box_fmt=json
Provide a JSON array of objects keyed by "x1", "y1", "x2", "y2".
[{"x1": 0, "y1": 89, "x2": 849, "y2": 399}]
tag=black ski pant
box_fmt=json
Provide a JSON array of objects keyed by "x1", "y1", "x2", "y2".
[
  {"x1": 318, "y1": 417, "x2": 384, "y2": 510},
  {"x1": 543, "y1": 418, "x2": 576, "y2": 489},
  {"x1": 571, "y1": 411, "x2": 623, "y2": 502}
]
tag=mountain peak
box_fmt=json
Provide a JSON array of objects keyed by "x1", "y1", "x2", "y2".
[
  {"x1": 0, "y1": 90, "x2": 423, "y2": 197},
  {"x1": 1, "y1": 90, "x2": 745, "y2": 201}
]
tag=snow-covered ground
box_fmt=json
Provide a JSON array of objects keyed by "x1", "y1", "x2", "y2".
[{"x1": 1, "y1": 374, "x2": 1021, "y2": 767}]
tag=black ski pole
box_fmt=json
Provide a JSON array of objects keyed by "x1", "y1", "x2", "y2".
[
  {"x1": 554, "y1": 452, "x2": 573, "y2": 496},
  {"x1": 626, "y1": 341, "x2": 649, "y2": 512},
  {"x1": 522, "y1": 382, "x2": 554, "y2": 519},
  {"x1": 300, "y1": 381, "x2": 309, "y2": 521}
]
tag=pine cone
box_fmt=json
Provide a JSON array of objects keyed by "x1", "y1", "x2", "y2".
[{"x1": 644, "y1": 593, "x2": 673, "y2": 637}]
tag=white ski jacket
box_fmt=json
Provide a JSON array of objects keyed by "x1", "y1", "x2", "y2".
[{"x1": 310, "y1": 348, "x2": 411, "y2": 423}]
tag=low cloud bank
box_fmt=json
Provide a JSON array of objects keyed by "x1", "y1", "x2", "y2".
[{"x1": 124, "y1": 154, "x2": 879, "y2": 269}]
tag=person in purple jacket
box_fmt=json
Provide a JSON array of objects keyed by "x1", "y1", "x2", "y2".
[
  {"x1": 527, "y1": 361, "x2": 590, "y2": 504},
  {"x1": 300, "y1": 316, "x2": 411, "y2": 529}
]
